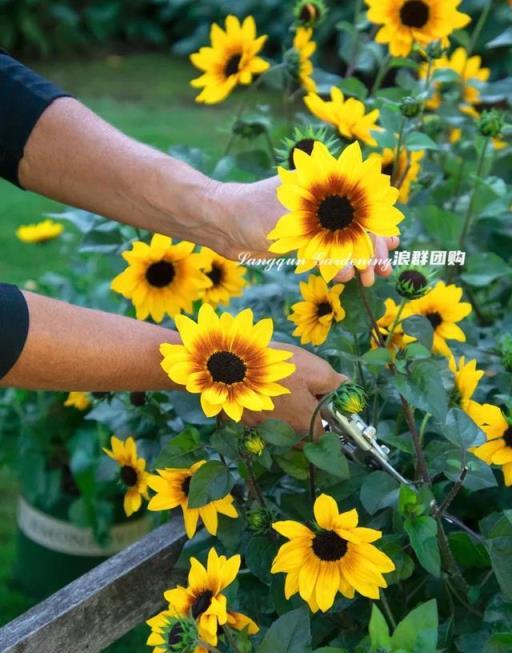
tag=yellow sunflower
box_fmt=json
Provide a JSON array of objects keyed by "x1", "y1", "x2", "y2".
[
  {"x1": 370, "y1": 147, "x2": 425, "y2": 203},
  {"x1": 197, "y1": 247, "x2": 246, "y2": 307},
  {"x1": 111, "y1": 234, "x2": 210, "y2": 323},
  {"x1": 420, "y1": 47, "x2": 490, "y2": 110},
  {"x1": 271, "y1": 494, "x2": 395, "y2": 613},
  {"x1": 371, "y1": 298, "x2": 415, "y2": 355},
  {"x1": 147, "y1": 611, "x2": 204, "y2": 653},
  {"x1": 64, "y1": 391, "x2": 91, "y2": 411},
  {"x1": 293, "y1": 27, "x2": 317, "y2": 92},
  {"x1": 160, "y1": 304, "x2": 295, "y2": 422},
  {"x1": 190, "y1": 15, "x2": 270, "y2": 104},
  {"x1": 147, "y1": 461, "x2": 238, "y2": 538},
  {"x1": 267, "y1": 141, "x2": 404, "y2": 282},
  {"x1": 165, "y1": 548, "x2": 259, "y2": 648},
  {"x1": 103, "y1": 436, "x2": 149, "y2": 517},
  {"x1": 16, "y1": 219, "x2": 63, "y2": 244},
  {"x1": 305, "y1": 87, "x2": 381, "y2": 146},
  {"x1": 289, "y1": 275, "x2": 345, "y2": 346},
  {"x1": 365, "y1": 0, "x2": 471, "y2": 57},
  {"x1": 470, "y1": 404, "x2": 512, "y2": 486},
  {"x1": 403, "y1": 281, "x2": 472, "y2": 357},
  {"x1": 449, "y1": 356, "x2": 484, "y2": 418}
]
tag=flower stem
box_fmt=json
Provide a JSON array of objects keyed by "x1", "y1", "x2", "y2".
[
  {"x1": 392, "y1": 118, "x2": 406, "y2": 186},
  {"x1": 384, "y1": 297, "x2": 407, "y2": 348},
  {"x1": 308, "y1": 392, "x2": 335, "y2": 504},
  {"x1": 433, "y1": 466, "x2": 468, "y2": 517},
  {"x1": 380, "y1": 591, "x2": 397, "y2": 630},
  {"x1": 371, "y1": 53, "x2": 391, "y2": 96},
  {"x1": 242, "y1": 451, "x2": 268, "y2": 509},
  {"x1": 468, "y1": 0, "x2": 492, "y2": 56},
  {"x1": 459, "y1": 137, "x2": 490, "y2": 248}
]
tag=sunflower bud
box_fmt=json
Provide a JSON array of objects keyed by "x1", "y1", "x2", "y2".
[
  {"x1": 165, "y1": 617, "x2": 199, "y2": 653},
  {"x1": 333, "y1": 383, "x2": 367, "y2": 415},
  {"x1": 400, "y1": 96, "x2": 423, "y2": 119},
  {"x1": 477, "y1": 109, "x2": 505, "y2": 138},
  {"x1": 294, "y1": 0, "x2": 326, "y2": 26},
  {"x1": 276, "y1": 126, "x2": 340, "y2": 170},
  {"x1": 425, "y1": 40, "x2": 446, "y2": 60},
  {"x1": 232, "y1": 118, "x2": 267, "y2": 140},
  {"x1": 247, "y1": 507, "x2": 274, "y2": 534},
  {"x1": 396, "y1": 266, "x2": 434, "y2": 300},
  {"x1": 501, "y1": 335, "x2": 512, "y2": 372},
  {"x1": 243, "y1": 432, "x2": 266, "y2": 456}
]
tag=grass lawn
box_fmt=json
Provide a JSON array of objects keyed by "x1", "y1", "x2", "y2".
[{"x1": 0, "y1": 50, "x2": 281, "y2": 650}]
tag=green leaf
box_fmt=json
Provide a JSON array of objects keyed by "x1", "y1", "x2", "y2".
[
  {"x1": 460, "y1": 252, "x2": 511, "y2": 287},
  {"x1": 369, "y1": 605, "x2": 391, "y2": 651},
  {"x1": 391, "y1": 600, "x2": 438, "y2": 653},
  {"x1": 486, "y1": 27, "x2": 512, "y2": 49},
  {"x1": 404, "y1": 343, "x2": 432, "y2": 360},
  {"x1": 304, "y1": 433, "x2": 350, "y2": 479},
  {"x1": 257, "y1": 419, "x2": 299, "y2": 447},
  {"x1": 444, "y1": 408, "x2": 482, "y2": 450},
  {"x1": 246, "y1": 536, "x2": 280, "y2": 585},
  {"x1": 484, "y1": 633, "x2": 512, "y2": 653},
  {"x1": 187, "y1": 460, "x2": 234, "y2": 509},
  {"x1": 153, "y1": 426, "x2": 202, "y2": 468},
  {"x1": 393, "y1": 360, "x2": 448, "y2": 423},
  {"x1": 404, "y1": 516, "x2": 441, "y2": 576},
  {"x1": 362, "y1": 348, "x2": 392, "y2": 367},
  {"x1": 275, "y1": 450, "x2": 310, "y2": 480},
  {"x1": 405, "y1": 132, "x2": 439, "y2": 151},
  {"x1": 486, "y1": 536, "x2": 512, "y2": 600},
  {"x1": 256, "y1": 608, "x2": 311, "y2": 653},
  {"x1": 421, "y1": 206, "x2": 463, "y2": 248},
  {"x1": 402, "y1": 316, "x2": 434, "y2": 350},
  {"x1": 360, "y1": 471, "x2": 400, "y2": 515}
]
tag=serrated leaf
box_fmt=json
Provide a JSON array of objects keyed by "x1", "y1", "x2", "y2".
[
  {"x1": 404, "y1": 516, "x2": 441, "y2": 576},
  {"x1": 304, "y1": 433, "x2": 349, "y2": 479},
  {"x1": 187, "y1": 460, "x2": 233, "y2": 508}
]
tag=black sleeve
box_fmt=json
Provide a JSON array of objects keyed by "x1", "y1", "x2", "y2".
[
  {"x1": 0, "y1": 51, "x2": 70, "y2": 187},
  {"x1": 0, "y1": 284, "x2": 30, "y2": 380}
]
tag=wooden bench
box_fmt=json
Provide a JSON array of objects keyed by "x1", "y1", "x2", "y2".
[{"x1": 0, "y1": 517, "x2": 186, "y2": 653}]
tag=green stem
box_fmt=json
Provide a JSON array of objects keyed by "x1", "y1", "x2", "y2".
[
  {"x1": 242, "y1": 452, "x2": 267, "y2": 509},
  {"x1": 467, "y1": 0, "x2": 492, "y2": 56},
  {"x1": 418, "y1": 412, "x2": 431, "y2": 446},
  {"x1": 223, "y1": 626, "x2": 242, "y2": 653},
  {"x1": 380, "y1": 592, "x2": 397, "y2": 630},
  {"x1": 384, "y1": 297, "x2": 407, "y2": 348},
  {"x1": 392, "y1": 118, "x2": 406, "y2": 186},
  {"x1": 308, "y1": 392, "x2": 335, "y2": 503},
  {"x1": 459, "y1": 137, "x2": 490, "y2": 248},
  {"x1": 437, "y1": 518, "x2": 471, "y2": 597},
  {"x1": 371, "y1": 53, "x2": 391, "y2": 96},
  {"x1": 344, "y1": 0, "x2": 364, "y2": 78}
]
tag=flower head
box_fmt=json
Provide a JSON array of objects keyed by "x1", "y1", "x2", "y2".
[
  {"x1": 147, "y1": 612, "x2": 200, "y2": 653},
  {"x1": 371, "y1": 298, "x2": 416, "y2": 355},
  {"x1": 470, "y1": 404, "x2": 512, "y2": 486},
  {"x1": 190, "y1": 15, "x2": 269, "y2": 104},
  {"x1": 160, "y1": 304, "x2": 295, "y2": 422},
  {"x1": 243, "y1": 431, "x2": 266, "y2": 456},
  {"x1": 111, "y1": 234, "x2": 210, "y2": 323},
  {"x1": 400, "y1": 96, "x2": 423, "y2": 118},
  {"x1": 147, "y1": 461, "x2": 238, "y2": 538},
  {"x1": 403, "y1": 281, "x2": 472, "y2": 357},
  {"x1": 275, "y1": 125, "x2": 340, "y2": 171},
  {"x1": 478, "y1": 110, "x2": 505, "y2": 139},
  {"x1": 305, "y1": 87, "x2": 381, "y2": 146},
  {"x1": 294, "y1": 0, "x2": 327, "y2": 27},
  {"x1": 449, "y1": 356, "x2": 484, "y2": 417},
  {"x1": 289, "y1": 275, "x2": 346, "y2": 345},
  {"x1": 197, "y1": 247, "x2": 246, "y2": 307},
  {"x1": 103, "y1": 436, "x2": 149, "y2": 517},
  {"x1": 365, "y1": 0, "x2": 471, "y2": 57},
  {"x1": 271, "y1": 494, "x2": 395, "y2": 612},
  {"x1": 370, "y1": 147, "x2": 424, "y2": 203},
  {"x1": 16, "y1": 219, "x2": 63, "y2": 244},
  {"x1": 64, "y1": 392, "x2": 91, "y2": 411},
  {"x1": 290, "y1": 27, "x2": 317, "y2": 92},
  {"x1": 333, "y1": 382, "x2": 367, "y2": 415},
  {"x1": 395, "y1": 265, "x2": 434, "y2": 299},
  {"x1": 165, "y1": 549, "x2": 259, "y2": 648},
  {"x1": 268, "y1": 141, "x2": 404, "y2": 282}
]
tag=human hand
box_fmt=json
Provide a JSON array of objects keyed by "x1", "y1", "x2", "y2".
[
  {"x1": 242, "y1": 341, "x2": 346, "y2": 437},
  {"x1": 208, "y1": 176, "x2": 400, "y2": 286}
]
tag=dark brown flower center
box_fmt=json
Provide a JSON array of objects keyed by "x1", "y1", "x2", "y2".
[
  {"x1": 207, "y1": 351, "x2": 247, "y2": 384},
  {"x1": 225, "y1": 53, "x2": 242, "y2": 77},
  {"x1": 503, "y1": 427, "x2": 512, "y2": 448},
  {"x1": 168, "y1": 623, "x2": 184, "y2": 646},
  {"x1": 207, "y1": 263, "x2": 224, "y2": 287},
  {"x1": 288, "y1": 138, "x2": 316, "y2": 169},
  {"x1": 145, "y1": 261, "x2": 175, "y2": 288},
  {"x1": 192, "y1": 590, "x2": 214, "y2": 619},
  {"x1": 426, "y1": 311, "x2": 442, "y2": 330},
  {"x1": 312, "y1": 530, "x2": 348, "y2": 561},
  {"x1": 400, "y1": 0, "x2": 430, "y2": 28},
  {"x1": 317, "y1": 301, "x2": 332, "y2": 317},
  {"x1": 317, "y1": 195, "x2": 355, "y2": 231},
  {"x1": 182, "y1": 476, "x2": 191, "y2": 496},
  {"x1": 399, "y1": 270, "x2": 427, "y2": 290},
  {"x1": 120, "y1": 465, "x2": 138, "y2": 487}
]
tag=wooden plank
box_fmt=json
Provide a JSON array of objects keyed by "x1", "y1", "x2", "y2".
[{"x1": 0, "y1": 518, "x2": 186, "y2": 653}]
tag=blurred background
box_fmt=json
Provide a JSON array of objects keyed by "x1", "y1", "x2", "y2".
[{"x1": 0, "y1": 1, "x2": 510, "y2": 650}]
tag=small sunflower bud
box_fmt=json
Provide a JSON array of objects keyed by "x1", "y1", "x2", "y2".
[
  {"x1": 400, "y1": 96, "x2": 423, "y2": 119},
  {"x1": 247, "y1": 507, "x2": 273, "y2": 534},
  {"x1": 244, "y1": 432, "x2": 266, "y2": 456},
  {"x1": 333, "y1": 383, "x2": 367, "y2": 415},
  {"x1": 396, "y1": 266, "x2": 433, "y2": 300},
  {"x1": 477, "y1": 109, "x2": 505, "y2": 139},
  {"x1": 425, "y1": 40, "x2": 446, "y2": 60},
  {"x1": 276, "y1": 126, "x2": 340, "y2": 170},
  {"x1": 164, "y1": 616, "x2": 199, "y2": 652},
  {"x1": 294, "y1": 0, "x2": 326, "y2": 26},
  {"x1": 501, "y1": 335, "x2": 512, "y2": 372},
  {"x1": 130, "y1": 392, "x2": 146, "y2": 407}
]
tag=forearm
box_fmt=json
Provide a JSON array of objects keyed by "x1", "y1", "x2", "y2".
[
  {"x1": 0, "y1": 291, "x2": 181, "y2": 392},
  {"x1": 18, "y1": 97, "x2": 224, "y2": 249}
]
